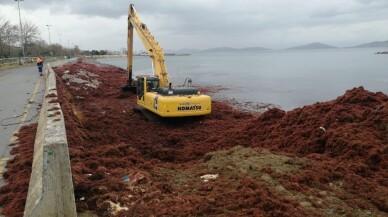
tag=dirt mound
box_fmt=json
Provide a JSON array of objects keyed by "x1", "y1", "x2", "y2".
[{"x1": 1, "y1": 62, "x2": 386, "y2": 217}]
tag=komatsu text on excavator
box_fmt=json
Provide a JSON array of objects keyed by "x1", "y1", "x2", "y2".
[{"x1": 122, "y1": 4, "x2": 211, "y2": 117}]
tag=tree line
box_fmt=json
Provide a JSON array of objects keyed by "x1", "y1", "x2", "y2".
[
  {"x1": 0, "y1": 15, "x2": 81, "y2": 58},
  {"x1": 0, "y1": 15, "x2": 122, "y2": 59}
]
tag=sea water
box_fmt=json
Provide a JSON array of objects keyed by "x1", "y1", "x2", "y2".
[{"x1": 98, "y1": 48, "x2": 388, "y2": 110}]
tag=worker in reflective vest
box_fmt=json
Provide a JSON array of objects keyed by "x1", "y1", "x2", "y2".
[{"x1": 36, "y1": 56, "x2": 44, "y2": 76}]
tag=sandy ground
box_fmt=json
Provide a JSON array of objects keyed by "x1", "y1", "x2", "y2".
[{"x1": 0, "y1": 60, "x2": 387, "y2": 217}]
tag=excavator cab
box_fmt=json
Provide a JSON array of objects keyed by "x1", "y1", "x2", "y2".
[{"x1": 137, "y1": 76, "x2": 159, "y2": 100}]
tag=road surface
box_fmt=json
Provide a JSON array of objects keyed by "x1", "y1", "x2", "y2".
[{"x1": 0, "y1": 65, "x2": 46, "y2": 187}]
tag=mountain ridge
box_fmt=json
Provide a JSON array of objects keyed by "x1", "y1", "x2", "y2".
[
  {"x1": 287, "y1": 42, "x2": 337, "y2": 50},
  {"x1": 162, "y1": 40, "x2": 388, "y2": 53},
  {"x1": 202, "y1": 46, "x2": 270, "y2": 52},
  {"x1": 351, "y1": 40, "x2": 388, "y2": 48}
]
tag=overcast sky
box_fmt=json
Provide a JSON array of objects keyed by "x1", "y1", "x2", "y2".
[{"x1": 1, "y1": 0, "x2": 388, "y2": 51}]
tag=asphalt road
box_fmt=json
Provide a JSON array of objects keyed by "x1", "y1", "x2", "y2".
[{"x1": 0, "y1": 64, "x2": 46, "y2": 187}]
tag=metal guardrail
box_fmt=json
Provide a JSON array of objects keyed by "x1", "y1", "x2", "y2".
[
  {"x1": 0, "y1": 58, "x2": 19, "y2": 65},
  {"x1": 0, "y1": 57, "x2": 59, "y2": 66}
]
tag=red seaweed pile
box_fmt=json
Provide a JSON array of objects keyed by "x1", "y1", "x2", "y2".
[
  {"x1": 0, "y1": 124, "x2": 36, "y2": 217},
  {"x1": 0, "y1": 61, "x2": 386, "y2": 217}
]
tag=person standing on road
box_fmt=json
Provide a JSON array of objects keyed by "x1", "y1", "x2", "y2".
[{"x1": 36, "y1": 56, "x2": 44, "y2": 76}]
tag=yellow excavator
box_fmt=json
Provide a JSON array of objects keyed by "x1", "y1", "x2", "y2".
[{"x1": 122, "y1": 4, "x2": 211, "y2": 117}]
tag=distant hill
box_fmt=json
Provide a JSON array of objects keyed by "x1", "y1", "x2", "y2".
[
  {"x1": 202, "y1": 46, "x2": 269, "y2": 52},
  {"x1": 240, "y1": 47, "x2": 270, "y2": 51},
  {"x1": 203, "y1": 47, "x2": 237, "y2": 52},
  {"x1": 287, "y1": 42, "x2": 337, "y2": 50},
  {"x1": 176, "y1": 48, "x2": 201, "y2": 54},
  {"x1": 351, "y1": 40, "x2": 388, "y2": 48},
  {"x1": 162, "y1": 49, "x2": 176, "y2": 54},
  {"x1": 175, "y1": 40, "x2": 388, "y2": 53}
]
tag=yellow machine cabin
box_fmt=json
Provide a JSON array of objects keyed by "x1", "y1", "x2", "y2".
[{"x1": 122, "y1": 4, "x2": 211, "y2": 117}]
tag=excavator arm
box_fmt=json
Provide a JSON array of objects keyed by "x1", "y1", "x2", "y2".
[{"x1": 128, "y1": 4, "x2": 169, "y2": 87}]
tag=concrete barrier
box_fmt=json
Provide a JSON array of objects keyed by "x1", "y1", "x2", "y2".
[{"x1": 24, "y1": 64, "x2": 77, "y2": 217}]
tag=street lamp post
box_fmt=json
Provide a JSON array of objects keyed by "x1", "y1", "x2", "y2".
[
  {"x1": 46, "y1": 24, "x2": 52, "y2": 56},
  {"x1": 15, "y1": 0, "x2": 25, "y2": 59},
  {"x1": 67, "y1": 40, "x2": 70, "y2": 57},
  {"x1": 46, "y1": 24, "x2": 52, "y2": 45},
  {"x1": 58, "y1": 33, "x2": 62, "y2": 57}
]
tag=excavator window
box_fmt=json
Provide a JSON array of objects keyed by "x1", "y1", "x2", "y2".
[
  {"x1": 137, "y1": 78, "x2": 144, "y2": 99},
  {"x1": 147, "y1": 80, "x2": 159, "y2": 92}
]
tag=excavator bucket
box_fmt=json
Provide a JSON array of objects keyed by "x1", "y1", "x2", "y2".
[
  {"x1": 121, "y1": 80, "x2": 137, "y2": 93},
  {"x1": 121, "y1": 85, "x2": 137, "y2": 93}
]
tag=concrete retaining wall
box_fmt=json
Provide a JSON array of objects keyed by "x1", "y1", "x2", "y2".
[{"x1": 24, "y1": 64, "x2": 77, "y2": 217}]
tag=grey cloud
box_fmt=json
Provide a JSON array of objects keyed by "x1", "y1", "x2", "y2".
[
  {"x1": 355, "y1": 0, "x2": 388, "y2": 5},
  {"x1": 68, "y1": 0, "x2": 128, "y2": 18},
  {"x1": 310, "y1": 7, "x2": 343, "y2": 18},
  {"x1": 6, "y1": 0, "x2": 388, "y2": 29},
  {"x1": 1, "y1": 0, "x2": 388, "y2": 50},
  {"x1": 1, "y1": 0, "x2": 129, "y2": 18}
]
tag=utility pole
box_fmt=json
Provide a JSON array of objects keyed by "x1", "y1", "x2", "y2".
[{"x1": 15, "y1": 0, "x2": 25, "y2": 59}]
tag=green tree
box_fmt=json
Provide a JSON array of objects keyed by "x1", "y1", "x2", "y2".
[
  {"x1": 99, "y1": 50, "x2": 107, "y2": 55},
  {"x1": 91, "y1": 50, "x2": 99, "y2": 55}
]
